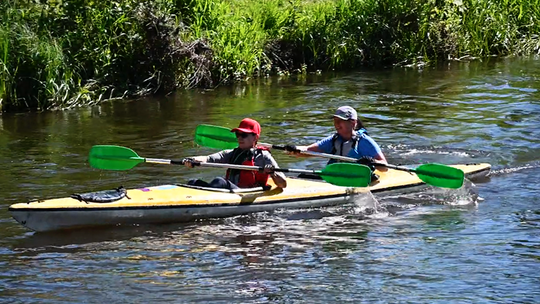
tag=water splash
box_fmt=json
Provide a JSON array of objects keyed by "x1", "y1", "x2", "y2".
[
  {"x1": 383, "y1": 144, "x2": 492, "y2": 164},
  {"x1": 488, "y1": 162, "x2": 540, "y2": 176},
  {"x1": 379, "y1": 178, "x2": 480, "y2": 212}
]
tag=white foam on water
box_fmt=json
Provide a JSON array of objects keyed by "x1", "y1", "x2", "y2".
[
  {"x1": 489, "y1": 163, "x2": 540, "y2": 176},
  {"x1": 346, "y1": 190, "x2": 391, "y2": 219},
  {"x1": 399, "y1": 148, "x2": 472, "y2": 157},
  {"x1": 378, "y1": 178, "x2": 480, "y2": 209},
  {"x1": 353, "y1": 190, "x2": 379, "y2": 209}
]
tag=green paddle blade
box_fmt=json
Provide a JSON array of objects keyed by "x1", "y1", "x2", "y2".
[
  {"x1": 414, "y1": 163, "x2": 465, "y2": 189},
  {"x1": 318, "y1": 163, "x2": 372, "y2": 187},
  {"x1": 194, "y1": 124, "x2": 237, "y2": 149},
  {"x1": 89, "y1": 145, "x2": 145, "y2": 170}
]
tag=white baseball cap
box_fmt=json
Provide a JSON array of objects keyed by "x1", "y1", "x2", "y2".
[{"x1": 333, "y1": 106, "x2": 357, "y2": 120}]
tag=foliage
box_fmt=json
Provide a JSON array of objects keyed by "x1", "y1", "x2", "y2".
[{"x1": 1, "y1": 0, "x2": 539, "y2": 111}]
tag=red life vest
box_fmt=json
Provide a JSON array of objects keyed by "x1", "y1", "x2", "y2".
[{"x1": 225, "y1": 148, "x2": 269, "y2": 188}]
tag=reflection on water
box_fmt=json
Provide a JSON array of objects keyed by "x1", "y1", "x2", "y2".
[{"x1": 1, "y1": 57, "x2": 540, "y2": 302}]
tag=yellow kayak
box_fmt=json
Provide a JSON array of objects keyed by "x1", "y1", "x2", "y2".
[{"x1": 8, "y1": 163, "x2": 491, "y2": 232}]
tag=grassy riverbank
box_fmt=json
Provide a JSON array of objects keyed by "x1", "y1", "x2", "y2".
[{"x1": 1, "y1": 0, "x2": 539, "y2": 112}]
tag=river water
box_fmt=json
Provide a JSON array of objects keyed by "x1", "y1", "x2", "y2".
[{"x1": 1, "y1": 57, "x2": 539, "y2": 303}]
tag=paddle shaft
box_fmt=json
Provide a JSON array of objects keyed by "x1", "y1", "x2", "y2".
[
  {"x1": 146, "y1": 157, "x2": 328, "y2": 175},
  {"x1": 145, "y1": 158, "x2": 184, "y2": 165},
  {"x1": 259, "y1": 144, "x2": 465, "y2": 186},
  {"x1": 189, "y1": 160, "x2": 330, "y2": 175},
  {"x1": 257, "y1": 143, "x2": 403, "y2": 170}
]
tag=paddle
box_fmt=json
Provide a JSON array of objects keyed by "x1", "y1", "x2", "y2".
[
  {"x1": 270, "y1": 147, "x2": 464, "y2": 189},
  {"x1": 88, "y1": 145, "x2": 373, "y2": 187},
  {"x1": 193, "y1": 124, "x2": 465, "y2": 189}
]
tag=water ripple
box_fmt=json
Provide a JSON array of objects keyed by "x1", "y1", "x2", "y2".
[{"x1": 2, "y1": 58, "x2": 540, "y2": 303}]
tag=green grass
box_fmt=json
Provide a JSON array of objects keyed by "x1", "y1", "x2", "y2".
[{"x1": 1, "y1": 0, "x2": 539, "y2": 112}]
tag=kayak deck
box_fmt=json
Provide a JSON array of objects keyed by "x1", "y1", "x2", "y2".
[
  {"x1": 8, "y1": 162, "x2": 491, "y2": 232},
  {"x1": 8, "y1": 178, "x2": 367, "y2": 232},
  {"x1": 10, "y1": 178, "x2": 366, "y2": 210}
]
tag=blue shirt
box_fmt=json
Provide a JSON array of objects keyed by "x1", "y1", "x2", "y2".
[{"x1": 316, "y1": 130, "x2": 383, "y2": 163}]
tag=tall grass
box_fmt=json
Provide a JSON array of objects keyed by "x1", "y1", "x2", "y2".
[{"x1": 1, "y1": 0, "x2": 539, "y2": 112}]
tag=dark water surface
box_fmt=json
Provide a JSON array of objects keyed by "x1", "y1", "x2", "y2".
[{"x1": 1, "y1": 57, "x2": 539, "y2": 303}]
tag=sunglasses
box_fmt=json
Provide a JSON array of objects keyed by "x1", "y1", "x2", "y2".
[{"x1": 235, "y1": 132, "x2": 253, "y2": 138}]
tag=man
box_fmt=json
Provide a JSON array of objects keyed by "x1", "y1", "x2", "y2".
[{"x1": 184, "y1": 118, "x2": 287, "y2": 189}]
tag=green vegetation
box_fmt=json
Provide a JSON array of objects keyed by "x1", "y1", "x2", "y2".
[{"x1": 1, "y1": 0, "x2": 539, "y2": 112}]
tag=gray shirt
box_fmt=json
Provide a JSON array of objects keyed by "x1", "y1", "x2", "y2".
[{"x1": 207, "y1": 149, "x2": 286, "y2": 184}]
